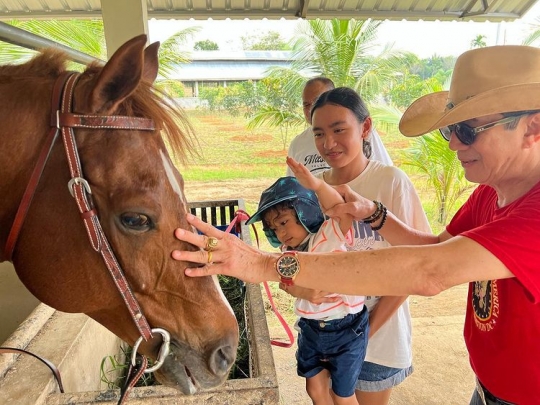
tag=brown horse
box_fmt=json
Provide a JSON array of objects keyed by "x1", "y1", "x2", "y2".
[{"x1": 0, "y1": 34, "x2": 238, "y2": 394}]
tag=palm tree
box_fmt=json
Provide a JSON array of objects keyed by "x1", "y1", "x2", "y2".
[
  {"x1": 247, "y1": 18, "x2": 412, "y2": 145},
  {"x1": 522, "y1": 16, "x2": 540, "y2": 45},
  {"x1": 290, "y1": 19, "x2": 410, "y2": 100},
  {"x1": 470, "y1": 34, "x2": 487, "y2": 49}
]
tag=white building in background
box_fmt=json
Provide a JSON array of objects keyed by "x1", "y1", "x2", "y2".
[{"x1": 168, "y1": 50, "x2": 294, "y2": 97}]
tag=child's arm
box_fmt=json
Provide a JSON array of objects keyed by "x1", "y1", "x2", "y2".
[{"x1": 286, "y1": 157, "x2": 353, "y2": 235}]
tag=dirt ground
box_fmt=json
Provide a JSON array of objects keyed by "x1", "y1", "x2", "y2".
[{"x1": 184, "y1": 180, "x2": 475, "y2": 405}]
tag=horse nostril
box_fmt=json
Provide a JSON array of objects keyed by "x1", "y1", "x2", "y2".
[{"x1": 209, "y1": 344, "x2": 236, "y2": 376}]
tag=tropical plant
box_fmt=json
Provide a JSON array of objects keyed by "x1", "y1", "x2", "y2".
[
  {"x1": 0, "y1": 19, "x2": 106, "y2": 68},
  {"x1": 246, "y1": 18, "x2": 412, "y2": 145},
  {"x1": 522, "y1": 16, "x2": 540, "y2": 45},
  {"x1": 401, "y1": 132, "x2": 473, "y2": 224},
  {"x1": 154, "y1": 26, "x2": 200, "y2": 91},
  {"x1": 0, "y1": 20, "x2": 198, "y2": 83},
  {"x1": 287, "y1": 19, "x2": 413, "y2": 100},
  {"x1": 470, "y1": 34, "x2": 487, "y2": 49},
  {"x1": 245, "y1": 74, "x2": 305, "y2": 149},
  {"x1": 373, "y1": 73, "x2": 472, "y2": 225}
]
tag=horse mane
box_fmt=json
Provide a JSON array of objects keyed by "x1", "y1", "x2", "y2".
[
  {"x1": 0, "y1": 49, "x2": 198, "y2": 165},
  {"x1": 0, "y1": 49, "x2": 67, "y2": 78}
]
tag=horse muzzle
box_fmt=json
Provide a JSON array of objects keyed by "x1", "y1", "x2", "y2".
[{"x1": 153, "y1": 336, "x2": 237, "y2": 395}]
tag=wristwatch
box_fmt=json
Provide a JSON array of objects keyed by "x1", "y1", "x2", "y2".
[{"x1": 276, "y1": 251, "x2": 300, "y2": 286}]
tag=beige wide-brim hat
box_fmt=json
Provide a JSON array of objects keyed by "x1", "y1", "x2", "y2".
[{"x1": 399, "y1": 45, "x2": 540, "y2": 137}]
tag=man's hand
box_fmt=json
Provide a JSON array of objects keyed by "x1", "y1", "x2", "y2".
[{"x1": 325, "y1": 184, "x2": 377, "y2": 221}]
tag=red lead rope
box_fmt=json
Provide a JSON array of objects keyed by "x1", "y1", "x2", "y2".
[{"x1": 225, "y1": 210, "x2": 295, "y2": 349}]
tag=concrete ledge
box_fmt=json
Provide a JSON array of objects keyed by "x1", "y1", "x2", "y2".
[
  {"x1": 0, "y1": 311, "x2": 121, "y2": 405},
  {"x1": 0, "y1": 303, "x2": 55, "y2": 378},
  {"x1": 44, "y1": 283, "x2": 279, "y2": 404}
]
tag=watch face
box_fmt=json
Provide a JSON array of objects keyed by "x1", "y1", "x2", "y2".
[{"x1": 278, "y1": 255, "x2": 299, "y2": 278}]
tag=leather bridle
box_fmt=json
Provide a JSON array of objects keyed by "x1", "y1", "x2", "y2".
[{"x1": 3, "y1": 72, "x2": 171, "y2": 377}]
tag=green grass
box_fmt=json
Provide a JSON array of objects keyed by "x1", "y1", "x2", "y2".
[
  {"x1": 178, "y1": 110, "x2": 304, "y2": 182},
  {"x1": 182, "y1": 164, "x2": 286, "y2": 182}
]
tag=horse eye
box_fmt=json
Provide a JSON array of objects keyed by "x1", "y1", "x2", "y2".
[{"x1": 120, "y1": 212, "x2": 153, "y2": 231}]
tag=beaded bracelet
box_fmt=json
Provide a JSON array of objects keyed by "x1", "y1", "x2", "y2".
[
  {"x1": 362, "y1": 201, "x2": 385, "y2": 224},
  {"x1": 371, "y1": 205, "x2": 388, "y2": 231}
]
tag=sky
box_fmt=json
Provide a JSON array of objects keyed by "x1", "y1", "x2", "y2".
[{"x1": 148, "y1": 2, "x2": 540, "y2": 58}]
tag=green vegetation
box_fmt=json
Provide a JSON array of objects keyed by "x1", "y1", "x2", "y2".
[
  {"x1": 194, "y1": 39, "x2": 219, "y2": 50},
  {"x1": 241, "y1": 31, "x2": 290, "y2": 50}
]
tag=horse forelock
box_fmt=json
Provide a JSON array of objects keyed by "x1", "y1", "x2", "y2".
[{"x1": 138, "y1": 87, "x2": 197, "y2": 165}]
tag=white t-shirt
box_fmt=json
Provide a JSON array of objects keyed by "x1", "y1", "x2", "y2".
[
  {"x1": 285, "y1": 219, "x2": 365, "y2": 320},
  {"x1": 286, "y1": 127, "x2": 393, "y2": 177},
  {"x1": 317, "y1": 160, "x2": 431, "y2": 369}
]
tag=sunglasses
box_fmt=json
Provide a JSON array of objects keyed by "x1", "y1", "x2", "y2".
[{"x1": 439, "y1": 113, "x2": 529, "y2": 146}]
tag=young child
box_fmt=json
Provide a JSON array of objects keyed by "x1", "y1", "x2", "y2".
[{"x1": 246, "y1": 157, "x2": 369, "y2": 405}]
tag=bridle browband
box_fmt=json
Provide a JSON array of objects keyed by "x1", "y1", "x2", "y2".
[{"x1": 4, "y1": 72, "x2": 164, "y2": 349}]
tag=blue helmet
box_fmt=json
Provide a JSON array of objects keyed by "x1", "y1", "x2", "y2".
[{"x1": 246, "y1": 177, "x2": 324, "y2": 247}]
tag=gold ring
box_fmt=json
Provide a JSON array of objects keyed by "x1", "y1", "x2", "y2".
[
  {"x1": 207, "y1": 251, "x2": 213, "y2": 264},
  {"x1": 205, "y1": 236, "x2": 219, "y2": 252}
]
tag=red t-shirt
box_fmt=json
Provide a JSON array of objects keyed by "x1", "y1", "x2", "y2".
[{"x1": 447, "y1": 182, "x2": 540, "y2": 404}]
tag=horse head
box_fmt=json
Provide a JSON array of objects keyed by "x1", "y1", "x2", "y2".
[{"x1": 0, "y1": 34, "x2": 239, "y2": 394}]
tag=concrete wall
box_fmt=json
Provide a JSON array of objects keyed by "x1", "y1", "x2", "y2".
[{"x1": 0, "y1": 262, "x2": 40, "y2": 344}]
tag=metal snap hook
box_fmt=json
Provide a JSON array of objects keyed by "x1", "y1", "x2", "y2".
[{"x1": 131, "y1": 328, "x2": 171, "y2": 374}]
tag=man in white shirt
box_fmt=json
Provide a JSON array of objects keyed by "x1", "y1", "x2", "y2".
[{"x1": 287, "y1": 78, "x2": 393, "y2": 177}]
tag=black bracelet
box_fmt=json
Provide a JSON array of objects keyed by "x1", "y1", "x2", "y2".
[
  {"x1": 371, "y1": 205, "x2": 388, "y2": 231},
  {"x1": 363, "y1": 201, "x2": 384, "y2": 224}
]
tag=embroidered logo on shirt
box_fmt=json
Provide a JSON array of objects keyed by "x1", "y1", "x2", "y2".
[{"x1": 472, "y1": 280, "x2": 499, "y2": 332}]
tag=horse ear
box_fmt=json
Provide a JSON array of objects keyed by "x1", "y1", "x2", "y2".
[
  {"x1": 142, "y1": 41, "x2": 160, "y2": 84},
  {"x1": 89, "y1": 34, "x2": 147, "y2": 113}
]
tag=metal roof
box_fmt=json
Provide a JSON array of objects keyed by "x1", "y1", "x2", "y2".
[
  {"x1": 173, "y1": 60, "x2": 291, "y2": 81},
  {"x1": 0, "y1": 0, "x2": 538, "y2": 22}
]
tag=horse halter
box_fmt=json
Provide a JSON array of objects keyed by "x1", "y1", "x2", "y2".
[{"x1": 4, "y1": 72, "x2": 170, "y2": 374}]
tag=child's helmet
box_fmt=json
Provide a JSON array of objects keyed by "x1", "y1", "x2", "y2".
[{"x1": 246, "y1": 176, "x2": 324, "y2": 247}]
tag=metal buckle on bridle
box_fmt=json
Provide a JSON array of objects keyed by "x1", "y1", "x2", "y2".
[
  {"x1": 130, "y1": 328, "x2": 171, "y2": 373},
  {"x1": 68, "y1": 177, "x2": 92, "y2": 198}
]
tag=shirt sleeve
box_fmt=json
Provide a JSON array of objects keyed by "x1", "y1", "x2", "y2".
[{"x1": 448, "y1": 185, "x2": 540, "y2": 303}]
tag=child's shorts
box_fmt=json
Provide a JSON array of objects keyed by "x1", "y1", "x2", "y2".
[
  {"x1": 356, "y1": 361, "x2": 414, "y2": 391},
  {"x1": 296, "y1": 307, "x2": 369, "y2": 398}
]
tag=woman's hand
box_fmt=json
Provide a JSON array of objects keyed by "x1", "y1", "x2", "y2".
[
  {"x1": 325, "y1": 184, "x2": 376, "y2": 221},
  {"x1": 172, "y1": 214, "x2": 278, "y2": 284},
  {"x1": 280, "y1": 283, "x2": 338, "y2": 305}
]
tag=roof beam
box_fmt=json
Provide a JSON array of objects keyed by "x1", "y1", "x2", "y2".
[{"x1": 296, "y1": 0, "x2": 310, "y2": 18}]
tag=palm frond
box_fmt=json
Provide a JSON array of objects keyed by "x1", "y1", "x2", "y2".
[
  {"x1": 158, "y1": 26, "x2": 200, "y2": 78},
  {"x1": 247, "y1": 105, "x2": 304, "y2": 130}
]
